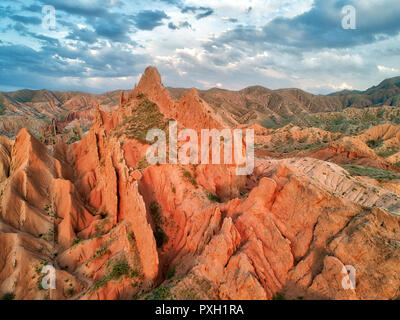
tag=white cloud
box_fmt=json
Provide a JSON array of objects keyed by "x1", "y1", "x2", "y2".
[{"x1": 377, "y1": 65, "x2": 399, "y2": 73}]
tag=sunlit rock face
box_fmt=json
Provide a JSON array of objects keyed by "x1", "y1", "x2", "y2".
[{"x1": 1, "y1": 67, "x2": 400, "y2": 300}]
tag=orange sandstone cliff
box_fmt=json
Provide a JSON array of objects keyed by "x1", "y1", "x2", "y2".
[{"x1": 1, "y1": 67, "x2": 400, "y2": 300}]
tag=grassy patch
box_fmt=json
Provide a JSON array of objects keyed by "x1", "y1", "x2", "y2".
[
  {"x1": 206, "y1": 192, "x2": 221, "y2": 203},
  {"x1": 366, "y1": 139, "x2": 383, "y2": 149},
  {"x1": 342, "y1": 165, "x2": 400, "y2": 181},
  {"x1": 138, "y1": 156, "x2": 150, "y2": 170},
  {"x1": 272, "y1": 292, "x2": 286, "y2": 300},
  {"x1": 262, "y1": 140, "x2": 327, "y2": 154},
  {"x1": 71, "y1": 238, "x2": 81, "y2": 247},
  {"x1": 150, "y1": 202, "x2": 168, "y2": 248},
  {"x1": 94, "y1": 259, "x2": 133, "y2": 290},
  {"x1": 114, "y1": 99, "x2": 168, "y2": 143},
  {"x1": 126, "y1": 231, "x2": 143, "y2": 276},
  {"x1": 110, "y1": 261, "x2": 131, "y2": 279},
  {"x1": 136, "y1": 92, "x2": 145, "y2": 99},
  {"x1": 167, "y1": 267, "x2": 175, "y2": 280},
  {"x1": 67, "y1": 135, "x2": 80, "y2": 145},
  {"x1": 40, "y1": 228, "x2": 55, "y2": 242},
  {"x1": 94, "y1": 217, "x2": 110, "y2": 237},
  {"x1": 93, "y1": 244, "x2": 110, "y2": 259},
  {"x1": 0, "y1": 93, "x2": 9, "y2": 115},
  {"x1": 94, "y1": 278, "x2": 109, "y2": 290},
  {"x1": 130, "y1": 269, "x2": 140, "y2": 278},
  {"x1": 143, "y1": 285, "x2": 176, "y2": 300},
  {"x1": 1, "y1": 292, "x2": 15, "y2": 300},
  {"x1": 127, "y1": 231, "x2": 135, "y2": 244},
  {"x1": 262, "y1": 107, "x2": 400, "y2": 135},
  {"x1": 377, "y1": 148, "x2": 398, "y2": 158},
  {"x1": 181, "y1": 168, "x2": 197, "y2": 187},
  {"x1": 65, "y1": 287, "x2": 74, "y2": 297}
]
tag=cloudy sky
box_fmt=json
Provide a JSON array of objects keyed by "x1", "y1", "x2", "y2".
[{"x1": 0, "y1": 0, "x2": 400, "y2": 94}]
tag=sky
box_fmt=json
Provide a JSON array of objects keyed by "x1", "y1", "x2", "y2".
[{"x1": 0, "y1": 0, "x2": 400, "y2": 94}]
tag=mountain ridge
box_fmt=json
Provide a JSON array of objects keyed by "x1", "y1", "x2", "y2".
[{"x1": 0, "y1": 73, "x2": 399, "y2": 137}]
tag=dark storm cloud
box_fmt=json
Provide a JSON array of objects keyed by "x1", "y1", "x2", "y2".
[
  {"x1": 209, "y1": 0, "x2": 400, "y2": 50},
  {"x1": 168, "y1": 22, "x2": 178, "y2": 30},
  {"x1": 0, "y1": 41, "x2": 150, "y2": 91},
  {"x1": 133, "y1": 10, "x2": 169, "y2": 30},
  {"x1": 9, "y1": 22, "x2": 60, "y2": 46},
  {"x1": 195, "y1": 9, "x2": 213, "y2": 20},
  {"x1": 10, "y1": 14, "x2": 42, "y2": 25},
  {"x1": 37, "y1": 0, "x2": 113, "y2": 17},
  {"x1": 181, "y1": 6, "x2": 214, "y2": 20},
  {"x1": 65, "y1": 26, "x2": 99, "y2": 44},
  {"x1": 168, "y1": 21, "x2": 192, "y2": 30},
  {"x1": 0, "y1": 0, "x2": 157, "y2": 91},
  {"x1": 36, "y1": 0, "x2": 137, "y2": 42}
]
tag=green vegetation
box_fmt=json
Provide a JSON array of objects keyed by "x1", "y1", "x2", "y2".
[
  {"x1": 66, "y1": 125, "x2": 83, "y2": 145},
  {"x1": 71, "y1": 237, "x2": 81, "y2": 247},
  {"x1": 65, "y1": 287, "x2": 74, "y2": 297},
  {"x1": 37, "y1": 279, "x2": 45, "y2": 290},
  {"x1": 12, "y1": 89, "x2": 42, "y2": 103},
  {"x1": 126, "y1": 231, "x2": 143, "y2": 277},
  {"x1": 94, "y1": 259, "x2": 133, "y2": 290},
  {"x1": 67, "y1": 135, "x2": 80, "y2": 144},
  {"x1": 181, "y1": 168, "x2": 197, "y2": 187},
  {"x1": 377, "y1": 148, "x2": 398, "y2": 158},
  {"x1": 366, "y1": 139, "x2": 383, "y2": 149},
  {"x1": 1, "y1": 292, "x2": 15, "y2": 300},
  {"x1": 40, "y1": 228, "x2": 55, "y2": 241},
  {"x1": 0, "y1": 94, "x2": 7, "y2": 115},
  {"x1": 150, "y1": 202, "x2": 168, "y2": 248},
  {"x1": 93, "y1": 244, "x2": 110, "y2": 259},
  {"x1": 173, "y1": 277, "x2": 213, "y2": 300},
  {"x1": 272, "y1": 292, "x2": 286, "y2": 300},
  {"x1": 130, "y1": 269, "x2": 140, "y2": 278},
  {"x1": 110, "y1": 261, "x2": 131, "y2": 279},
  {"x1": 342, "y1": 165, "x2": 400, "y2": 181},
  {"x1": 206, "y1": 192, "x2": 221, "y2": 203},
  {"x1": 94, "y1": 278, "x2": 109, "y2": 290},
  {"x1": 136, "y1": 92, "x2": 145, "y2": 99},
  {"x1": 261, "y1": 141, "x2": 327, "y2": 155},
  {"x1": 114, "y1": 99, "x2": 168, "y2": 143},
  {"x1": 262, "y1": 107, "x2": 400, "y2": 134},
  {"x1": 94, "y1": 217, "x2": 110, "y2": 237},
  {"x1": 167, "y1": 267, "x2": 175, "y2": 280},
  {"x1": 143, "y1": 285, "x2": 176, "y2": 300},
  {"x1": 127, "y1": 231, "x2": 135, "y2": 243},
  {"x1": 138, "y1": 156, "x2": 150, "y2": 170}
]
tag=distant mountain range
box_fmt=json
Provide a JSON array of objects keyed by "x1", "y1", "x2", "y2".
[
  {"x1": 169, "y1": 76, "x2": 400, "y2": 127},
  {"x1": 0, "y1": 76, "x2": 399, "y2": 136}
]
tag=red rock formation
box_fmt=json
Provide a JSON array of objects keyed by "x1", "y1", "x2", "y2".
[{"x1": 1, "y1": 67, "x2": 400, "y2": 301}]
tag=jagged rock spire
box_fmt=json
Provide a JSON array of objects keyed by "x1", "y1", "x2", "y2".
[
  {"x1": 95, "y1": 103, "x2": 103, "y2": 126},
  {"x1": 119, "y1": 91, "x2": 125, "y2": 107}
]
